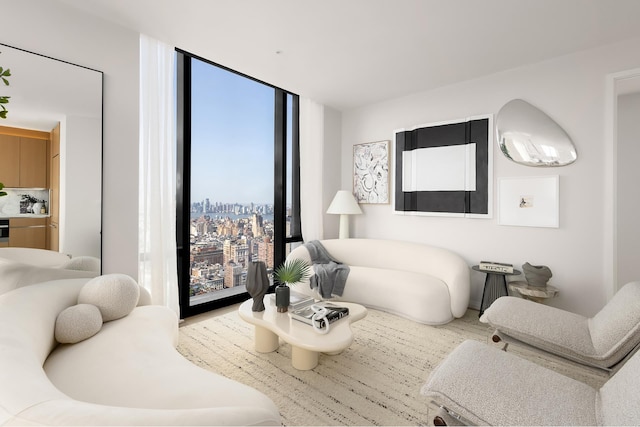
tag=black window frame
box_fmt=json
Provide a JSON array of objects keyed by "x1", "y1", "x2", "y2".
[{"x1": 176, "y1": 48, "x2": 302, "y2": 319}]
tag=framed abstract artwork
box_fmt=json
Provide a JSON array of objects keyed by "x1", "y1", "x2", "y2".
[
  {"x1": 353, "y1": 140, "x2": 389, "y2": 204},
  {"x1": 394, "y1": 115, "x2": 493, "y2": 218},
  {"x1": 498, "y1": 176, "x2": 559, "y2": 228}
]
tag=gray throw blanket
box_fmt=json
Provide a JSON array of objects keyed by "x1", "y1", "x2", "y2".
[{"x1": 304, "y1": 240, "x2": 350, "y2": 299}]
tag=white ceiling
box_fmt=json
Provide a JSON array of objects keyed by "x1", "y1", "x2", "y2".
[{"x1": 60, "y1": 0, "x2": 640, "y2": 111}]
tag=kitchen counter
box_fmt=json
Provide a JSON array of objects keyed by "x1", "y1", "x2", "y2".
[{"x1": 0, "y1": 214, "x2": 50, "y2": 219}]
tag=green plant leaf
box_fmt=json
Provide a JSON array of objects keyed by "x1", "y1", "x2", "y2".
[
  {"x1": 1, "y1": 77, "x2": 8, "y2": 86},
  {"x1": 0, "y1": 110, "x2": 6, "y2": 119},
  {"x1": 273, "y1": 258, "x2": 311, "y2": 285},
  {"x1": 0, "y1": 97, "x2": 9, "y2": 104}
]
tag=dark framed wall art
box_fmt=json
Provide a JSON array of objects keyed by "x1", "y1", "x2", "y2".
[{"x1": 394, "y1": 115, "x2": 493, "y2": 218}]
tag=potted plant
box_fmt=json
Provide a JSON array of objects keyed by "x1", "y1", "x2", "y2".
[
  {"x1": 0, "y1": 182, "x2": 6, "y2": 197},
  {"x1": 272, "y1": 258, "x2": 311, "y2": 312}
]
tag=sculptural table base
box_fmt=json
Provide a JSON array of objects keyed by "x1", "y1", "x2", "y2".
[{"x1": 239, "y1": 296, "x2": 367, "y2": 371}]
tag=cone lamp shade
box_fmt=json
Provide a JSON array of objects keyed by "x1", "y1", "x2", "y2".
[{"x1": 326, "y1": 190, "x2": 362, "y2": 239}]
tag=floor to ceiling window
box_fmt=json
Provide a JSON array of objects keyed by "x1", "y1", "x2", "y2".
[{"x1": 176, "y1": 49, "x2": 302, "y2": 318}]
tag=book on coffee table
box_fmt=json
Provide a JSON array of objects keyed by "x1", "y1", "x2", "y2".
[
  {"x1": 290, "y1": 302, "x2": 350, "y2": 329},
  {"x1": 289, "y1": 290, "x2": 315, "y2": 311}
]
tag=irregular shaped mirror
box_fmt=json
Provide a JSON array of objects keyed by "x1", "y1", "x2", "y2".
[{"x1": 496, "y1": 99, "x2": 577, "y2": 167}]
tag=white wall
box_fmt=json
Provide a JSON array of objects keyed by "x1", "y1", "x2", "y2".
[
  {"x1": 322, "y1": 106, "x2": 343, "y2": 239},
  {"x1": 4, "y1": 0, "x2": 140, "y2": 278},
  {"x1": 340, "y1": 36, "x2": 640, "y2": 316},
  {"x1": 616, "y1": 92, "x2": 640, "y2": 286}
]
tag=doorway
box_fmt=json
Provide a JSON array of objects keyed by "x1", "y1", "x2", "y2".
[{"x1": 606, "y1": 69, "x2": 640, "y2": 299}]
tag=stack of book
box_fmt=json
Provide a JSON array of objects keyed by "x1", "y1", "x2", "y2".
[
  {"x1": 288, "y1": 290, "x2": 315, "y2": 311},
  {"x1": 290, "y1": 302, "x2": 350, "y2": 329},
  {"x1": 478, "y1": 261, "x2": 514, "y2": 274}
]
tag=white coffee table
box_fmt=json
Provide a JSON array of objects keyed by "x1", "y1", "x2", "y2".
[{"x1": 238, "y1": 296, "x2": 367, "y2": 370}]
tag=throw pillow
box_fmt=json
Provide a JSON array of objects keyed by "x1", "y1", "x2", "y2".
[
  {"x1": 55, "y1": 304, "x2": 103, "y2": 344},
  {"x1": 137, "y1": 285, "x2": 152, "y2": 306},
  {"x1": 78, "y1": 274, "x2": 140, "y2": 321}
]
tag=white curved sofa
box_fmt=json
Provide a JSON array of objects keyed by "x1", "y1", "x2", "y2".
[
  {"x1": 0, "y1": 258, "x2": 98, "y2": 295},
  {"x1": 287, "y1": 239, "x2": 470, "y2": 325},
  {"x1": 0, "y1": 278, "x2": 281, "y2": 426},
  {"x1": 0, "y1": 247, "x2": 73, "y2": 267},
  {"x1": 0, "y1": 247, "x2": 101, "y2": 272}
]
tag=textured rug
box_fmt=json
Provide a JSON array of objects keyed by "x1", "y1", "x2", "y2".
[{"x1": 177, "y1": 307, "x2": 607, "y2": 426}]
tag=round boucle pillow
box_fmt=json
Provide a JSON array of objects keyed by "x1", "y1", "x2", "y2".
[
  {"x1": 55, "y1": 304, "x2": 103, "y2": 344},
  {"x1": 78, "y1": 274, "x2": 140, "y2": 321}
]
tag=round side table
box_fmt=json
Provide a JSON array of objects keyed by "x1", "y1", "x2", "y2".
[
  {"x1": 472, "y1": 265, "x2": 521, "y2": 317},
  {"x1": 508, "y1": 280, "x2": 559, "y2": 303}
]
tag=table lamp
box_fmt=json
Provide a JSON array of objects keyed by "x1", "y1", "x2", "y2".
[{"x1": 326, "y1": 190, "x2": 362, "y2": 239}]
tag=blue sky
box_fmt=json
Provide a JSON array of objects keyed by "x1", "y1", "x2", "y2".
[{"x1": 190, "y1": 59, "x2": 275, "y2": 204}]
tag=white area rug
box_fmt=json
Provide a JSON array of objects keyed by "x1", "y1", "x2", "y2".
[{"x1": 177, "y1": 307, "x2": 607, "y2": 426}]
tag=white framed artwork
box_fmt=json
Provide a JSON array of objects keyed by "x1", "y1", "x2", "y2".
[
  {"x1": 353, "y1": 140, "x2": 389, "y2": 204},
  {"x1": 498, "y1": 176, "x2": 559, "y2": 228}
]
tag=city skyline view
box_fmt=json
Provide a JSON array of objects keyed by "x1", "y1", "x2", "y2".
[{"x1": 187, "y1": 56, "x2": 286, "y2": 307}]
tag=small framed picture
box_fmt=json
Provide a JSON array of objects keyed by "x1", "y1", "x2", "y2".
[
  {"x1": 353, "y1": 140, "x2": 389, "y2": 204},
  {"x1": 498, "y1": 176, "x2": 559, "y2": 227}
]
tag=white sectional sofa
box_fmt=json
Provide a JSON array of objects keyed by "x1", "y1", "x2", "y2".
[
  {"x1": 0, "y1": 247, "x2": 101, "y2": 272},
  {"x1": 0, "y1": 247, "x2": 101, "y2": 295},
  {"x1": 0, "y1": 258, "x2": 98, "y2": 295},
  {"x1": 287, "y1": 239, "x2": 470, "y2": 325},
  {"x1": 0, "y1": 278, "x2": 281, "y2": 426}
]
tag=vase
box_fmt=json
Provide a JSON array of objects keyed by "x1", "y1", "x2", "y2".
[
  {"x1": 32, "y1": 202, "x2": 43, "y2": 214},
  {"x1": 522, "y1": 262, "x2": 552, "y2": 288},
  {"x1": 275, "y1": 284, "x2": 290, "y2": 313},
  {"x1": 245, "y1": 261, "x2": 269, "y2": 312}
]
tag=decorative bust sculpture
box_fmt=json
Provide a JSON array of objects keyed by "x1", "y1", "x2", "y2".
[{"x1": 522, "y1": 262, "x2": 552, "y2": 288}]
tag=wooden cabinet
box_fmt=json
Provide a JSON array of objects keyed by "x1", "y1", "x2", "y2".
[
  {"x1": 48, "y1": 123, "x2": 61, "y2": 251},
  {"x1": 19, "y1": 138, "x2": 48, "y2": 188},
  {"x1": 0, "y1": 134, "x2": 21, "y2": 186},
  {"x1": 0, "y1": 130, "x2": 48, "y2": 188},
  {"x1": 9, "y1": 218, "x2": 47, "y2": 249},
  {"x1": 0, "y1": 125, "x2": 55, "y2": 251}
]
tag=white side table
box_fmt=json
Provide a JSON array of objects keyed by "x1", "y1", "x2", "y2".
[
  {"x1": 238, "y1": 296, "x2": 367, "y2": 370},
  {"x1": 508, "y1": 280, "x2": 559, "y2": 303}
]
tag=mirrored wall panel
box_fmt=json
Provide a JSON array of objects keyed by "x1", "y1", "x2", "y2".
[
  {"x1": 0, "y1": 43, "x2": 102, "y2": 259},
  {"x1": 496, "y1": 99, "x2": 577, "y2": 167}
]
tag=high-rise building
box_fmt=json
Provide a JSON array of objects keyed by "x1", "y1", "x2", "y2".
[
  {"x1": 224, "y1": 261, "x2": 243, "y2": 288},
  {"x1": 257, "y1": 235, "x2": 274, "y2": 269},
  {"x1": 251, "y1": 213, "x2": 263, "y2": 237}
]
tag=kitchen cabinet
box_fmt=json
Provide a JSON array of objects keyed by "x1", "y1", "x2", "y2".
[
  {"x1": 9, "y1": 218, "x2": 47, "y2": 249},
  {"x1": 0, "y1": 134, "x2": 21, "y2": 186},
  {"x1": 20, "y1": 138, "x2": 48, "y2": 188},
  {"x1": 48, "y1": 123, "x2": 61, "y2": 251},
  {"x1": 0, "y1": 131, "x2": 48, "y2": 188}
]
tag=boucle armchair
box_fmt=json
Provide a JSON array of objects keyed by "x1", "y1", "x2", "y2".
[
  {"x1": 421, "y1": 339, "x2": 640, "y2": 426},
  {"x1": 480, "y1": 280, "x2": 640, "y2": 370}
]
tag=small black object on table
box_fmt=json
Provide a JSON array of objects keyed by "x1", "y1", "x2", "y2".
[{"x1": 472, "y1": 265, "x2": 522, "y2": 317}]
